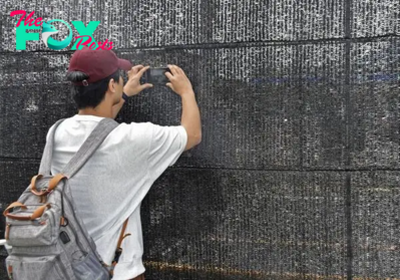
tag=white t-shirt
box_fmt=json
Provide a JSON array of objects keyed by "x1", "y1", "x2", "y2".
[{"x1": 46, "y1": 114, "x2": 188, "y2": 279}]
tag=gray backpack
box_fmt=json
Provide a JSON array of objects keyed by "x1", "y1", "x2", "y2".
[{"x1": 3, "y1": 117, "x2": 121, "y2": 280}]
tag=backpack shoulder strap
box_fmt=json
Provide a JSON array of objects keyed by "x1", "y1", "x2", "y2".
[
  {"x1": 38, "y1": 117, "x2": 119, "y2": 179},
  {"x1": 61, "y1": 117, "x2": 119, "y2": 179}
]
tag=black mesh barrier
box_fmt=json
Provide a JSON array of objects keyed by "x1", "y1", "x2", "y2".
[{"x1": 0, "y1": 0, "x2": 399, "y2": 279}]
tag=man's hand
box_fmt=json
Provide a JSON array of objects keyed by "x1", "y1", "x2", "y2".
[
  {"x1": 123, "y1": 65, "x2": 153, "y2": 97},
  {"x1": 165, "y1": 65, "x2": 194, "y2": 97}
]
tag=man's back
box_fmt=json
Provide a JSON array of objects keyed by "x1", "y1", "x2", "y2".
[
  {"x1": 62, "y1": 48, "x2": 200, "y2": 279},
  {"x1": 46, "y1": 114, "x2": 187, "y2": 279}
]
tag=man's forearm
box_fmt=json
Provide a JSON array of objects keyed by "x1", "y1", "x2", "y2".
[{"x1": 181, "y1": 91, "x2": 202, "y2": 143}]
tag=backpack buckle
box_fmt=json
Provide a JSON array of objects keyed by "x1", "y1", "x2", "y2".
[{"x1": 112, "y1": 247, "x2": 122, "y2": 264}]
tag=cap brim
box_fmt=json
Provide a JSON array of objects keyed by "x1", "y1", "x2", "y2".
[{"x1": 118, "y1": 58, "x2": 133, "y2": 71}]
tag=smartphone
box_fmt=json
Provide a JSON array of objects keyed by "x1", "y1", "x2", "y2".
[{"x1": 142, "y1": 67, "x2": 171, "y2": 86}]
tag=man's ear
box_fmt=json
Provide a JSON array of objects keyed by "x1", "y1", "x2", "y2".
[{"x1": 108, "y1": 78, "x2": 116, "y2": 93}]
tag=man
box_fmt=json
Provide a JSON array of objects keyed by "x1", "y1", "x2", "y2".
[{"x1": 46, "y1": 47, "x2": 202, "y2": 279}]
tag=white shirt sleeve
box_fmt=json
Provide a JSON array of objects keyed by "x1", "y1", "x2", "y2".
[
  {"x1": 46, "y1": 125, "x2": 55, "y2": 143},
  {"x1": 147, "y1": 123, "x2": 188, "y2": 178}
]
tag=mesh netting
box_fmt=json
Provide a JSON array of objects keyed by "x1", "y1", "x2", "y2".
[{"x1": 0, "y1": 0, "x2": 399, "y2": 279}]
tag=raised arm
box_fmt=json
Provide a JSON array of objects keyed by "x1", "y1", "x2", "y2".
[{"x1": 165, "y1": 65, "x2": 202, "y2": 151}]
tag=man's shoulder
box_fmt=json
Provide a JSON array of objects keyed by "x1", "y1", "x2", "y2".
[
  {"x1": 107, "y1": 121, "x2": 156, "y2": 143},
  {"x1": 115, "y1": 121, "x2": 155, "y2": 133}
]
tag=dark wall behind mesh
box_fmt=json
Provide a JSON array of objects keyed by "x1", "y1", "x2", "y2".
[{"x1": 0, "y1": 1, "x2": 399, "y2": 279}]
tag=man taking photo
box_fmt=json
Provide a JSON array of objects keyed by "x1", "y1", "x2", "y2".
[{"x1": 45, "y1": 46, "x2": 201, "y2": 279}]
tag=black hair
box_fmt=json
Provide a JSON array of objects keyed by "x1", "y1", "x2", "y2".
[{"x1": 66, "y1": 70, "x2": 123, "y2": 109}]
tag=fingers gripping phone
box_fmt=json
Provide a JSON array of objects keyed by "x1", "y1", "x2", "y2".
[{"x1": 141, "y1": 67, "x2": 171, "y2": 86}]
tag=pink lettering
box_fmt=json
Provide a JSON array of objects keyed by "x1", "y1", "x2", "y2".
[
  {"x1": 96, "y1": 41, "x2": 104, "y2": 50},
  {"x1": 10, "y1": 10, "x2": 27, "y2": 27},
  {"x1": 75, "y1": 35, "x2": 92, "y2": 49},
  {"x1": 24, "y1": 11, "x2": 35, "y2": 26},
  {"x1": 10, "y1": 10, "x2": 43, "y2": 27},
  {"x1": 34, "y1": 17, "x2": 42, "y2": 27},
  {"x1": 75, "y1": 36, "x2": 114, "y2": 50},
  {"x1": 96, "y1": 39, "x2": 111, "y2": 50},
  {"x1": 106, "y1": 41, "x2": 113, "y2": 50}
]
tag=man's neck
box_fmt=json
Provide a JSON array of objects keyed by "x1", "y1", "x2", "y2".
[{"x1": 78, "y1": 106, "x2": 113, "y2": 118}]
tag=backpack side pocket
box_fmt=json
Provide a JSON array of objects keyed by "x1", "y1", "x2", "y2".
[
  {"x1": 6, "y1": 255, "x2": 68, "y2": 280},
  {"x1": 5, "y1": 205, "x2": 58, "y2": 247},
  {"x1": 71, "y1": 251, "x2": 110, "y2": 280}
]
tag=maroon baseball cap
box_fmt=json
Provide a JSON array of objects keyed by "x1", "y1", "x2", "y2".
[{"x1": 68, "y1": 46, "x2": 133, "y2": 86}]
